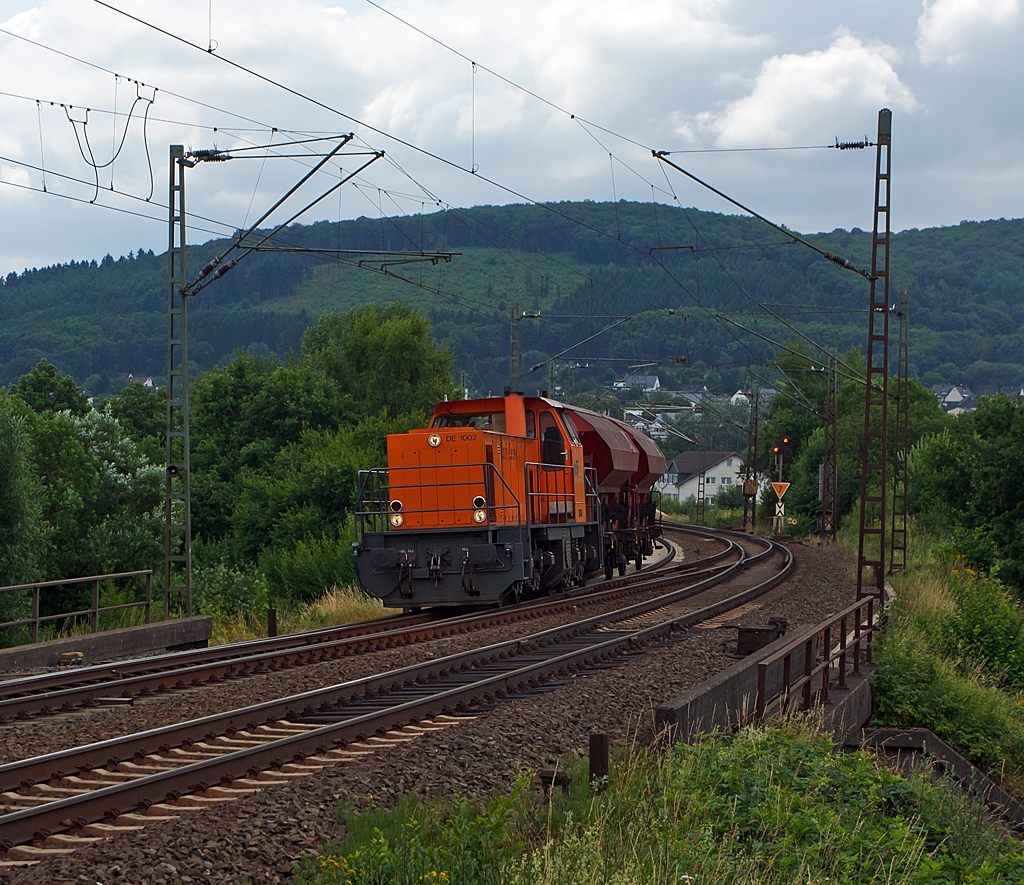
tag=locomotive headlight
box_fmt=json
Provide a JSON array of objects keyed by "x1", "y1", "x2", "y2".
[
  {"x1": 390, "y1": 500, "x2": 403, "y2": 512},
  {"x1": 472, "y1": 509, "x2": 487, "y2": 524},
  {"x1": 428, "y1": 433, "x2": 442, "y2": 447},
  {"x1": 473, "y1": 495, "x2": 486, "y2": 509},
  {"x1": 389, "y1": 513, "x2": 405, "y2": 527}
]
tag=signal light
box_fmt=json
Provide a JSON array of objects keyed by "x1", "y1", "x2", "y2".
[{"x1": 772, "y1": 435, "x2": 794, "y2": 457}]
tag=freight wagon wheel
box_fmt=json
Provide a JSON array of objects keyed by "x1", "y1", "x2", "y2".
[
  {"x1": 617, "y1": 558, "x2": 627, "y2": 577},
  {"x1": 635, "y1": 551, "x2": 643, "y2": 572},
  {"x1": 604, "y1": 552, "x2": 614, "y2": 580}
]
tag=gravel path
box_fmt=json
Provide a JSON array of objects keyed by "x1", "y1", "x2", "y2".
[{"x1": 0, "y1": 540, "x2": 856, "y2": 885}]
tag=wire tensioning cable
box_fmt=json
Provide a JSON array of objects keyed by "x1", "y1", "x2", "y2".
[{"x1": 654, "y1": 152, "x2": 871, "y2": 279}]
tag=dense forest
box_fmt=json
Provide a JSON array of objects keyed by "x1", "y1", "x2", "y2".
[{"x1": 1, "y1": 201, "x2": 1023, "y2": 396}]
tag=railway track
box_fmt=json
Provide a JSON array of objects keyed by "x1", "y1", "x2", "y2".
[
  {"x1": 0, "y1": 526, "x2": 724, "y2": 722},
  {"x1": 0, "y1": 528, "x2": 790, "y2": 862}
]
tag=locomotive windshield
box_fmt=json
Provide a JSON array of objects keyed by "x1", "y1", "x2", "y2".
[{"x1": 432, "y1": 412, "x2": 506, "y2": 432}]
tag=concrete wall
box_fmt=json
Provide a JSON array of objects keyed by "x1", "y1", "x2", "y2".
[{"x1": 0, "y1": 616, "x2": 212, "y2": 672}]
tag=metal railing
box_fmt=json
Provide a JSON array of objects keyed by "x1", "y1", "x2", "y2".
[
  {"x1": 0, "y1": 571, "x2": 154, "y2": 643},
  {"x1": 755, "y1": 595, "x2": 876, "y2": 718},
  {"x1": 525, "y1": 462, "x2": 577, "y2": 525}
]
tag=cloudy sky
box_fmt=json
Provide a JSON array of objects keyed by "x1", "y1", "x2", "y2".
[{"x1": 0, "y1": 0, "x2": 1020, "y2": 275}]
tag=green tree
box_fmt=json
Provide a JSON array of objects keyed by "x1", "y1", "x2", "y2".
[
  {"x1": 0, "y1": 393, "x2": 47, "y2": 588},
  {"x1": 911, "y1": 394, "x2": 1024, "y2": 592},
  {"x1": 11, "y1": 359, "x2": 89, "y2": 415},
  {"x1": 189, "y1": 353, "x2": 350, "y2": 542},
  {"x1": 762, "y1": 345, "x2": 948, "y2": 530},
  {"x1": 107, "y1": 383, "x2": 165, "y2": 463},
  {"x1": 302, "y1": 304, "x2": 460, "y2": 420},
  {"x1": 19, "y1": 408, "x2": 161, "y2": 603}
]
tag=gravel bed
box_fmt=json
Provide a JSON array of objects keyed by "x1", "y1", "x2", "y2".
[
  {"x1": 0, "y1": 541, "x2": 856, "y2": 885},
  {"x1": 0, "y1": 532, "x2": 717, "y2": 764}
]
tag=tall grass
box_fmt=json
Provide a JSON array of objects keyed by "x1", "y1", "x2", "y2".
[
  {"x1": 295, "y1": 724, "x2": 1024, "y2": 885},
  {"x1": 209, "y1": 584, "x2": 386, "y2": 645},
  {"x1": 868, "y1": 521, "x2": 1024, "y2": 795}
]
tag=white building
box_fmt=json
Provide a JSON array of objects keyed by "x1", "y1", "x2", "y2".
[{"x1": 655, "y1": 451, "x2": 744, "y2": 502}]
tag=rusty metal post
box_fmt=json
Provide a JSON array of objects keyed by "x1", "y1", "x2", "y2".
[
  {"x1": 30, "y1": 587, "x2": 39, "y2": 644},
  {"x1": 866, "y1": 598, "x2": 874, "y2": 663},
  {"x1": 782, "y1": 654, "x2": 792, "y2": 711},
  {"x1": 91, "y1": 579, "x2": 100, "y2": 633},
  {"x1": 889, "y1": 290, "x2": 909, "y2": 573},
  {"x1": 821, "y1": 625, "x2": 831, "y2": 705},
  {"x1": 802, "y1": 640, "x2": 813, "y2": 710},
  {"x1": 856, "y1": 109, "x2": 892, "y2": 606},
  {"x1": 838, "y1": 615, "x2": 848, "y2": 689},
  {"x1": 589, "y1": 733, "x2": 609, "y2": 790},
  {"x1": 267, "y1": 608, "x2": 277, "y2": 638},
  {"x1": 755, "y1": 663, "x2": 767, "y2": 718}
]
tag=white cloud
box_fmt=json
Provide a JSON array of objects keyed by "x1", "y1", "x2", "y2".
[
  {"x1": 0, "y1": 0, "x2": 1020, "y2": 271},
  {"x1": 917, "y1": 0, "x2": 1020, "y2": 65},
  {"x1": 693, "y1": 34, "x2": 917, "y2": 147}
]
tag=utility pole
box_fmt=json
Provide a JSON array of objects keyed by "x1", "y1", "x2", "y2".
[
  {"x1": 820, "y1": 350, "x2": 839, "y2": 542},
  {"x1": 696, "y1": 390, "x2": 707, "y2": 526},
  {"x1": 159, "y1": 137, "x2": 420, "y2": 617},
  {"x1": 165, "y1": 145, "x2": 191, "y2": 617},
  {"x1": 509, "y1": 301, "x2": 521, "y2": 393},
  {"x1": 889, "y1": 290, "x2": 909, "y2": 572},
  {"x1": 856, "y1": 108, "x2": 892, "y2": 604},
  {"x1": 742, "y1": 378, "x2": 759, "y2": 533}
]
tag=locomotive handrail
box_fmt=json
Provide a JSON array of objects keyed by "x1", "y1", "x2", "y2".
[
  {"x1": 354, "y1": 463, "x2": 524, "y2": 537},
  {"x1": 522, "y1": 461, "x2": 578, "y2": 528}
]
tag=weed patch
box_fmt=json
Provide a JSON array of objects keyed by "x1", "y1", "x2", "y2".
[{"x1": 295, "y1": 727, "x2": 1024, "y2": 885}]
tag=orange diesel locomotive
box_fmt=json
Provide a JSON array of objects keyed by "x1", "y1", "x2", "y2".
[{"x1": 353, "y1": 391, "x2": 665, "y2": 607}]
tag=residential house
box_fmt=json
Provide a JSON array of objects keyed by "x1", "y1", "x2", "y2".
[
  {"x1": 656, "y1": 451, "x2": 743, "y2": 502},
  {"x1": 613, "y1": 374, "x2": 661, "y2": 393}
]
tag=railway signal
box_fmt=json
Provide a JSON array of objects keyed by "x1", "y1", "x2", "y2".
[{"x1": 771, "y1": 435, "x2": 793, "y2": 534}]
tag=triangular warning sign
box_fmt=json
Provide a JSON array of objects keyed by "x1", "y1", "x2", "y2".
[{"x1": 772, "y1": 482, "x2": 790, "y2": 499}]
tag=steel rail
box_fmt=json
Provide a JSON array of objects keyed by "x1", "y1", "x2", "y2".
[
  {"x1": 0, "y1": 533, "x2": 788, "y2": 849},
  {"x1": 0, "y1": 532, "x2": 765, "y2": 791},
  {"x1": 0, "y1": 535, "x2": 696, "y2": 699},
  {"x1": 0, "y1": 529, "x2": 718, "y2": 720}
]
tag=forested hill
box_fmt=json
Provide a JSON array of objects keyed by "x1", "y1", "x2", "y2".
[{"x1": 2, "y1": 201, "x2": 1023, "y2": 395}]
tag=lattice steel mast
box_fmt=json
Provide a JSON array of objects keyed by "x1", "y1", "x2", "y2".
[
  {"x1": 889, "y1": 289, "x2": 910, "y2": 572},
  {"x1": 743, "y1": 375, "x2": 760, "y2": 533},
  {"x1": 165, "y1": 145, "x2": 191, "y2": 617},
  {"x1": 820, "y1": 350, "x2": 838, "y2": 542},
  {"x1": 855, "y1": 109, "x2": 892, "y2": 602},
  {"x1": 696, "y1": 391, "x2": 707, "y2": 526}
]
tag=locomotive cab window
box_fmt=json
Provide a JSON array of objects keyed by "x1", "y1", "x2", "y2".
[
  {"x1": 559, "y1": 410, "x2": 582, "y2": 447},
  {"x1": 539, "y1": 412, "x2": 566, "y2": 466},
  {"x1": 432, "y1": 412, "x2": 506, "y2": 432},
  {"x1": 525, "y1": 410, "x2": 536, "y2": 439}
]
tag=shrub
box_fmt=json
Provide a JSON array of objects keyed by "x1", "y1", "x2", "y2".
[
  {"x1": 938, "y1": 571, "x2": 1024, "y2": 689},
  {"x1": 259, "y1": 530, "x2": 356, "y2": 605},
  {"x1": 192, "y1": 562, "x2": 270, "y2": 621},
  {"x1": 872, "y1": 622, "x2": 1024, "y2": 774},
  {"x1": 295, "y1": 727, "x2": 1024, "y2": 885}
]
